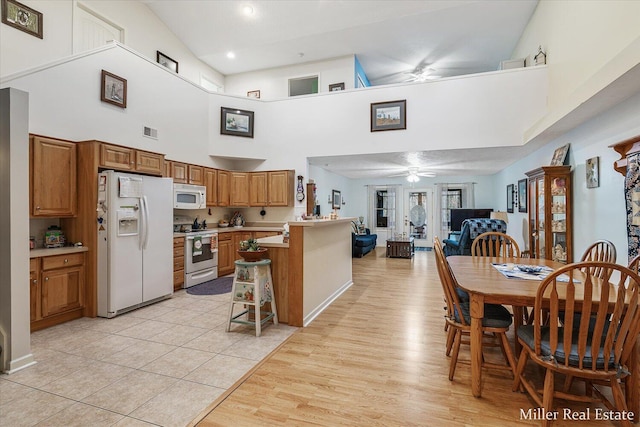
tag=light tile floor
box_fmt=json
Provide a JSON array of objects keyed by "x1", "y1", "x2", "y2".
[{"x1": 0, "y1": 287, "x2": 297, "y2": 427}]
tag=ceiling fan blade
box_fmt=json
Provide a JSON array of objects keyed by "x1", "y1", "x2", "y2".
[{"x1": 417, "y1": 172, "x2": 436, "y2": 177}]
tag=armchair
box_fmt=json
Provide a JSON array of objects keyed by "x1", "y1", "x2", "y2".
[
  {"x1": 442, "y1": 218, "x2": 507, "y2": 256},
  {"x1": 352, "y1": 227, "x2": 377, "y2": 258}
]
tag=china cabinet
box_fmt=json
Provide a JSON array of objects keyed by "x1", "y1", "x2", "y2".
[{"x1": 525, "y1": 166, "x2": 572, "y2": 263}]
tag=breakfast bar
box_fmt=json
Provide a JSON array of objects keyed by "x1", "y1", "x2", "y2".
[{"x1": 257, "y1": 217, "x2": 354, "y2": 327}]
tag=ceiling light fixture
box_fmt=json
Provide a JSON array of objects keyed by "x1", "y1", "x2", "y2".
[
  {"x1": 242, "y1": 5, "x2": 254, "y2": 16},
  {"x1": 226, "y1": 51, "x2": 235, "y2": 59},
  {"x1": 407, "y1": 173, "x2": 420, "y2": 183}
]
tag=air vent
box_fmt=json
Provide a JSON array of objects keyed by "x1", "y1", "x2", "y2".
[{"x1": 143, "y1": 126, "x2": 158, "y2": 139}]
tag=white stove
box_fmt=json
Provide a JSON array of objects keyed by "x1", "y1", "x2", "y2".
[{"x1": 174, "y1": 216, "x2": 218, "y2": 288}]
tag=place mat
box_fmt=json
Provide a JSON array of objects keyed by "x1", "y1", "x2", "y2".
[{"x1": 491, "y1": 263, "x2": 575, "y2": 282}]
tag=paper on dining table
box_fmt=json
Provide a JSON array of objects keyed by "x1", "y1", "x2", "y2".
[{"x1": 491, "y1": 263, "x2": 575, "y2": 282}]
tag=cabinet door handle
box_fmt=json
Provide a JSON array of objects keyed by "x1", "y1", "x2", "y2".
[
  {"x1": 64, "y1": 258, "x2": 68, "y2": 263},
  {"x1": 36, "y1": 206, "x2": 41, "y2": 210},
  {"x1": 44, "y1": 277, "x2": 49, "y2": 281},
  {"x1": 32, "y1": 279, "x2": 37, "y2": 284}
]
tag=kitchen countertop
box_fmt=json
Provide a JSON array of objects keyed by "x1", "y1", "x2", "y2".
[
  {"x1": 30, "y1": 246, "x2": 89, "y2": 258},
  {"x1": 256, "y1": 235, "x2": 289, "y2": 248}
]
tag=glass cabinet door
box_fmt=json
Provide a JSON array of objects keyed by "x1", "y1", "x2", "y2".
[
  {"x1": 550, "y1": 176, "x2": 568, "y2": 262},
  {"x1": 536, "y1": 177, "x2": 545, "y2": 259}
]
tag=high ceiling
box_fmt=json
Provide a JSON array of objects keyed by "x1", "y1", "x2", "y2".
[{"x1": 143, "y1": 0, "x2": 540, "y2": 179}]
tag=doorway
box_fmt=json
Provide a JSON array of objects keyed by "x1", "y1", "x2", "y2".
[
  {"x1": 404, "y1": 188, "x2": 433, "y2": 248},
  {"x1": 73, "y1": 2, "x2": 124, "y2": 54}
]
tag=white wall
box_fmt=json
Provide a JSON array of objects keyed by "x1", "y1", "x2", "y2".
[
  {"x1": 512, "y1": 0, "x2": 640, "y2": 111},
  {"x1": 0, "y1": 0, "x2": 224, "y2": 88},
  {"x1": 224, "y1": 56, "x2": 355, "y2": 99}
]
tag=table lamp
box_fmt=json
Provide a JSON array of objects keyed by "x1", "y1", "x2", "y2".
[{"x1": 490, "y1": 211, "x2": 509, "y2": 223}]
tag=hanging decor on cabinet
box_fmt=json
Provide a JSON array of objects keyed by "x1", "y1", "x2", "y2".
[{"x1": 550, "y1": 143, "x2": 569, "y2": 166}]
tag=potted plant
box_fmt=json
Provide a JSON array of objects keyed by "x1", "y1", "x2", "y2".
[{"x1": 238, "y1": 238, "x2": 268, "y2": 261}]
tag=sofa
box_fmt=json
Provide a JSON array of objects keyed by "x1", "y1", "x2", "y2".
[
  {"x1": 442, "y1": 218, "x2": 507, "y2": 256},
  {"x1": 352, "y1": 228, "x2": 377, "y2": 258}
]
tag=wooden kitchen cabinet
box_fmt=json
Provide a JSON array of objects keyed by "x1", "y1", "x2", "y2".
[
  {"x1": 230, "y1": 172, "x2": 250, "y2": 206},
  {"x1": 250, "y1": 172, "x2": 268, "y2": 206},
  {"x1": 173, "y1": 236, "x2": 185, "y2": 291},
  {"x1": 163, "y1": 160, "x2": 172, "y2": 178},
  {"x1": 218, "y1": 233, "x2": 235, "y2": 276},
  {"x1": 217, "y1": 170, "x2": 231, "y2": 207},
  {"x1": 98, "y1": 143, "x2": 164, "y2": 176},
  {"x1": 30, "y1": 135, "x2": 77, "y2": 217},
  {"x1": 135, "y1": 150, "x2": 164, "y2": 175},
  {"x1": 204, "y1": 168, "x2": 218, "y2": 206},
  {"x1": 267, "y1": 170, "x2": 295, "y2": 207},
  {"x1": 29, "y1": 252, "x2": 86, "y2": 332},
  {"x1": 171, "y1": 161, "x2": 188, "y2": 183},
  {"x1": 188, "y1": 165, "x2": 204, "y2": 185},
  {"x1": 30, "y1": 258, "x2": 40, "y2": 322},
  {"x1": 233, "y1": 231, "x2": 253, "y2": 260}
]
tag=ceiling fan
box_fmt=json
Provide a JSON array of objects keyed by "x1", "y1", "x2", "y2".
[{"x1": 388, "y1": 167, "x2": 436, "y2": 182}]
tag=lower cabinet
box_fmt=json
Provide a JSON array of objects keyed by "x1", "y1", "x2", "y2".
[
  {"x1": 173, "y1": 236, "x2": 185, "y2": 291},
  {"x1": 218, "y1": 233, "x2": 235, "y2": 276},
  {"x1": 31, "y1": 252, "x2": 86, "y2": 331}
]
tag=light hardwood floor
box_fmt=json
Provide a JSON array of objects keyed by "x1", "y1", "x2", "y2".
[{"x1": 194, "y1": 248, "x2": 616, "y2": 426}]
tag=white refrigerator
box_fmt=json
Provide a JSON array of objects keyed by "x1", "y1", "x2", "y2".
[{"x1": 97, "y1": 171, "x2": 173, "y2": 318}]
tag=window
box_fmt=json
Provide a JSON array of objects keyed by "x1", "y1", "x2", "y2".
[
  {"x1": 376, "y1": 190, "x2": 396, "y2": 228},
  {"x1": 289, "y1": 76, "x2": 318, "y2": 97}
]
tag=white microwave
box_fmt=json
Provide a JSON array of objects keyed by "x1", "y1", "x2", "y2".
[{"x1": 174, "y1": 183, "x2": 206, "y2": 209}]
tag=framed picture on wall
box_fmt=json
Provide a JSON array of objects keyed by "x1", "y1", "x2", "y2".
[
  {"x1": 370, "y1": 100, "x2": 406, "y2": 132},
  {"x1": 329, "y1": 82, "x2": 345, "y2": 91},
  {"x1": 586, "y1": 156, "x2": 599, "y2": 188},
  {"x1": 100, "y1": 70, "x2": 127, "y2": 108},
  {"x1": 1, "y1": 0, "x2": 43, "y2": 39},
  {"x1": 518, "y1": 178, "x2": 528, "y2": 213},
  {"x1": 332, "y1": 190, "x2": 341, "y2": 210},
  {"x1": 157, "y1": 51, "x2": 178, "y2": 73},
  {"x1": 507, "y1": 184, "x2": 514, "y2": 213},
  {"x1": 220, "y1": 107, "x2": 254, "y2": 138}
]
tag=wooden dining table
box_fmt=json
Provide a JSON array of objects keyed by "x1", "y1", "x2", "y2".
[{"x1": 447, "y1": 255, "x2": 639, "y2": 420}]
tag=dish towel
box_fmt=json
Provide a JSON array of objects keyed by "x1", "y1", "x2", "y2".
[{"x1": 192, "y1": 235, "x2": 203, "y2": 256}]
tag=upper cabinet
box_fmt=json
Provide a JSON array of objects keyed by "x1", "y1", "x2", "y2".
[
  {"x1": 217, "y1": 170, "x2": 230, "y2": 207},
  {"x1": 249, "y1": 172, "x2": 268, "y2": 207},
  {"x1": 30, "y1": 135, "x2": 77, "y2": 217},
  {"x1": 230, "y1": 172, "x2": 250, "y2": 207},
  {"x1": 188, "y1": 165, "x2": 204, "y2": 185},
  {"x1": 268, "y1": 170, "x2": 295, "y2": 207},
  {"x1": 171, "y1": 161, "x2": 188, "y2": 183},
  {"x1": 204, "y1": 168, "x2": 218, "y2": 206},
  {"x1": 99, "y1": 143, "x2": 163, "y2": 176},
  {"x1": 526, "y1": 166, "x2": 573, "y2": 263}
]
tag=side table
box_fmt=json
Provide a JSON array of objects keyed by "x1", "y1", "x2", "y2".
[{"x1": 386, "y1": 237, "x2": 415, "y2": 259}]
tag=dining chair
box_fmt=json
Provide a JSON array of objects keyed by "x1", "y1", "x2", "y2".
[
  {"x1": 512, "y1": 261, "x2": 640, "y2": 427},
  {"x1": 434, "y1": 237, "x2": 517, "y2": 381},
  {"x1": 580, "y1": 239, "x2": 617, "y2": 278},
  {"x1": 471, "y1": 231, "x2": 520, "y2": 258}
]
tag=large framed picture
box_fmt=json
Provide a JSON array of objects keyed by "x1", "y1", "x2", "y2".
[
  {"x1": 100, "y1": 70, "x2": 127, "y2": 108},
  {"x1": 550, "y1": 143, "x2": 570, "y2": 166},
  {"x1": 332, "y1": 189, "x2": 341, "y2": 210},
  {"x1": 506, "y1": 184, "x2": 514, "y2": 213},
  {"x1": 371, "y1": 100, "x2": 406, "y2": 132},
  {"x1": 157, "y1": 51, "x2": 178, "y2": 73},
  {"x1": 329, "y1": 82, "x2": 345, "y2": 91},
  {"x1": 221, "y1": 107, "x2": 254, "y2": 138},
  {"x1": 1, "y1": 0, "x2": 43, "y2": 39},
  {"x1": 518, "y1": 178, "x2": 528, "y2": 213}
]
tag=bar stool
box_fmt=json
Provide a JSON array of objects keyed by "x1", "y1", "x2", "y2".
[{"x1": 226, "y1": 259, "x2": 278, "y2": 337}]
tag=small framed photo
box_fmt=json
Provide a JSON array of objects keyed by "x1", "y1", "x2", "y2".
[
  {"x1": 550, "y1": 143, "x2": 570, "y2": 166},
  {"x1": 371, "y1": 100, "x2": 406, "y2": 132},
  {"x1": 220, "y1": 107, "x2": 254, "y2": 138},
  {"x1": 586, "y1": 156, "x2": 599, "y2": 188},
  {"x1": 156, "y1": 51, "x2": 178, "y2": 73},
  {"x1": 329, "y1": 82, "x2": 345, "y2": 92},
  {"x1": 1, "y1": 0, "x2": 42, "y2": 39},
  {"x1": 506, "y1": 184, "x2": 514, "y2": 213},
  {"x1": 247, "y1": 90, "x2": 260, "y2": 99},
  {"x1": 518, "y1": 178, "x2": 528, "y2": 213},
  {"x1": 100, "y1": 70, "x2": 127, "y2": 108},
  {"x1": 332, "y1": 189, "x2": 341, "y2": 210}
]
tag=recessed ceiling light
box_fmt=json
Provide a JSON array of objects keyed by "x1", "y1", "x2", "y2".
[
  {"x1": 242, "y1": 5, "x2": 254, "y2": 16},
  {"x1": 226, "y1": 52, "x2": 235, "y2": 59}
]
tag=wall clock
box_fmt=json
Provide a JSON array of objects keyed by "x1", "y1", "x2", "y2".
[{"x1": 296, "y1": 175, "x2": 305, "y2": 201}]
